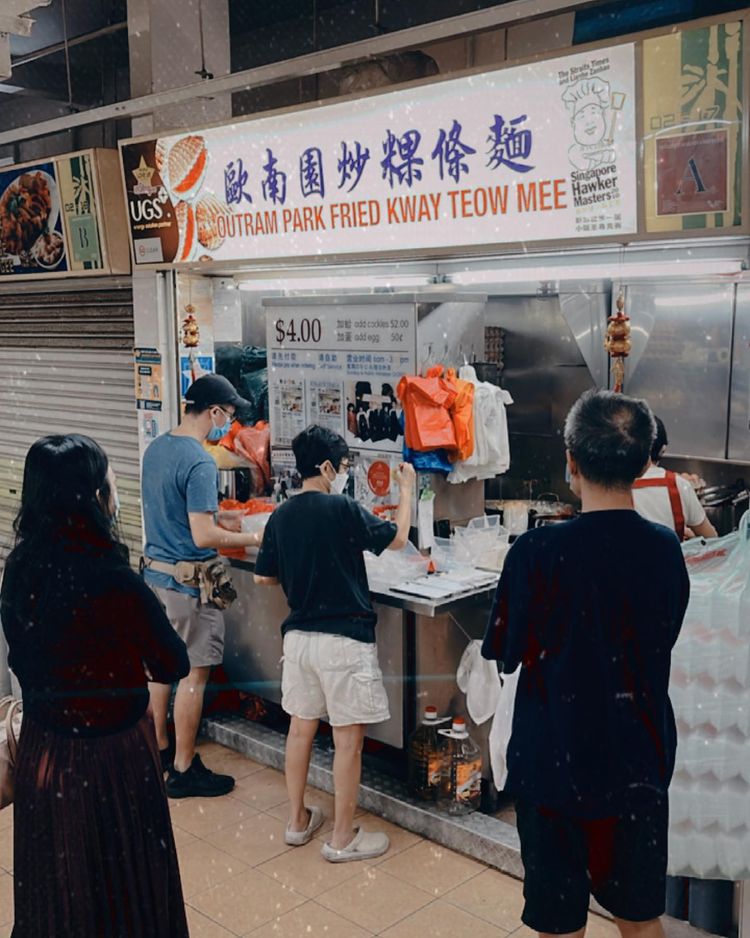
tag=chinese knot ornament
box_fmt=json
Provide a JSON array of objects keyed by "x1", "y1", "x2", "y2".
[
  {"x1": 604, "y1": 290, "x2": 631, "y2": 393},
  {"x1": 181, "y1": 306, "x2": 200, "y2": 349}
]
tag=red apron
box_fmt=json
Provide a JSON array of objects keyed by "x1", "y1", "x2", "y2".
[{"x1": 633, "y1": 470, "x2": 686, "y2": 541}]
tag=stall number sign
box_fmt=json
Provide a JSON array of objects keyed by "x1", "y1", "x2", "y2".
[
  {"x1": 120, "y1": 43, "x2": 636, "y2": 265},
  {"x1": 266, "y1": 303, "x2": 417, "y2": 453}
]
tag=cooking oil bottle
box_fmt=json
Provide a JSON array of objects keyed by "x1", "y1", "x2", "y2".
[
  {"x1": 407, "y1": 706, "x2": 443, "y2": 801},
  {"x1": 439, "y1": 716, "x2": 482, "y2": 815}
]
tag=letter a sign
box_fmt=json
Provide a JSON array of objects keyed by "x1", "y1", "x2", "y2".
[{"x1": 656, "y1": 130, "x2": 728, "y2": 216}]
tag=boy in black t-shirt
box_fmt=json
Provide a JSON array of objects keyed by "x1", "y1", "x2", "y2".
[
  {"x1": 255, "y1": 425, "x2": 415, "y2": 863},
  {"x1": 483, "y1": 390, "x2": 689, "y2": 938}
]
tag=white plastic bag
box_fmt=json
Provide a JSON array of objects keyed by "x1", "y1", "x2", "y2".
[
  {"x1": 489, "y1": 665, "x2": 520, "y2": 791},
  {"x1": 456, "y1": 640, "x2": 501, "y2": 725}
]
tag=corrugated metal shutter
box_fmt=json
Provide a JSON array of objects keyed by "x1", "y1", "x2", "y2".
[{"x1": 0, "y1": 282, "x2": 141, "y2": 565}]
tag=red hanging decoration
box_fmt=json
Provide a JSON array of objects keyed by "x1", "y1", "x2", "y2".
[{"x1": 605, "y1": 289, "x2": 631, "y2": 393}]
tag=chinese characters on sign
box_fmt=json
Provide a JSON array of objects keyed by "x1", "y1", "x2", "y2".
[
  {"x1": 266, "y1": 303, "x2": 417, "y2": 454},
  {"x1": 121, "y1": 44, "x2": 636, "y2": 264}
]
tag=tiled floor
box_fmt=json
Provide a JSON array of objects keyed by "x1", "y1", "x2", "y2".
[{"x1": 0, "y1": 738, "x2": 622, "y2": 937}]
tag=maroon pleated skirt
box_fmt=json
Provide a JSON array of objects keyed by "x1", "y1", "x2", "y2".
[{"x1": 12, "y1": 713, "x2": 188, "y2": 938}]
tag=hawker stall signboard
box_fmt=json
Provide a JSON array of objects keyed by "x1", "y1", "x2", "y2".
[
  {"x1": 265, "y1": 301, "x2": 417, "y2": 454},
  {"x1": 0, "y1": 149, "x2": 130, "y2": 278},
  {"x1": 120, "y1": 43, "x2": 637, "y2": 265}
]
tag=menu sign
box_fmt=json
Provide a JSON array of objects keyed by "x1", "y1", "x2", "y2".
[
  {"x1": 120, "y1": 43, "x2": 636, "y2": 266},
  {"x1": 0, "y1": 149, "x2": 129, "y2": 277},
  {"x1": 266, "y1": 302, "x2": 417, "y2": 453},
  {"x1": 0, "y1": 161, "x2": 68, "y2": 275}
]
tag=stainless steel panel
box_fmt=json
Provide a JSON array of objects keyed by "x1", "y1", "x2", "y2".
[
  {"x1": 559, "y1": 289, "x2": 609, "y2": 389},
  {"x1": 729, "y1": 285, "x2": 750, "y2": 462},
  {"x1": 484, "y1": 295, "x2": 595, "y2": 501},
  {"x1": 623, "y1": 283, "x2": 734, "y2": 460},
  {"x1": 223, "y1": 569, "x2": 404, "y2": 747}
]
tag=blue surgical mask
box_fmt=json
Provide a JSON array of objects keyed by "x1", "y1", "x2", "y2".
[{"x1": 207, "y1": 408, "x2": 232, "y2": 441}]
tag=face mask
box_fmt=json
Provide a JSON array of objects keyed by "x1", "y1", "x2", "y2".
[
  {"x1": 331, "y1": 471, "x2": 349, "y2": 496},
  {"x1": 207, "y1": 409, "x2": 232, "y2": 441}
]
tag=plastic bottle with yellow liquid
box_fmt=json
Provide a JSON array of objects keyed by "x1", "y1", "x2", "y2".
[
  {"x1": 407, "y1": 705, "x2": 443, "y2": 801},
  {"x1": 439, "y1": 716, "x2": 482, "y2": 815}
]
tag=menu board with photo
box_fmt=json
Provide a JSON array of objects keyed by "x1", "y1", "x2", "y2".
[
  {"x1": 0, "y1": 161, "x2": 68, "y2": 276},
  {"x1": 266, "y1": 301, "x2": 417, "y2": 453}
]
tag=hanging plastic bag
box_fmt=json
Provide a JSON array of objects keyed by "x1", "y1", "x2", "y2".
[
  {"x1": 444, "y1": 367, "x2": 475, "y2": 462},
  {"x1": 489, "y1": 665, "x2": 520, "y2": 791},
  {"x1": 233, "y1": 422, "x2": 272, "y2": 491},
  {"x1": 456, "y1": 640, "x2": 501, "y2": 725},
  {"x1": 397, "y1": 372, "x2": 457, "y2": 453}
]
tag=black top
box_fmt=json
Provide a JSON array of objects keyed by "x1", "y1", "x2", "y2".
[
  {"x1": 482, "y1": 510, "x2": 689, "y2": 817},
  {"x1": 1, "y1": 552, "x2": 190, "y2": 738},
  {"x1": 255, "y1": 492, "x2": 397, "y2": 643}
]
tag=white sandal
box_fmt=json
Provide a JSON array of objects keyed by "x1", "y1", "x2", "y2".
[
  {"x1": 284, "y1": 805, "x2": 325, "y2": 846},
  {"x1": 321, "y1": 827, "x2": 390, "y2": 863}
]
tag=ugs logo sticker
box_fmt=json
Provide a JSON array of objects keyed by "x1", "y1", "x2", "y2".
[{"x1": 129, "y1": 186, "x2": 170, "y2": 222}]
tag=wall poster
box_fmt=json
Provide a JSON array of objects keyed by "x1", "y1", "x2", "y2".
[{"x1": 643, "y1": 20, "x2": 743, "y2": 232}]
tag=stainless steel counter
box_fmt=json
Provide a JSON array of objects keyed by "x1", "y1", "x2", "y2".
[{"x1": 224, "y1": 557, "x2": 497, "y2": 750}]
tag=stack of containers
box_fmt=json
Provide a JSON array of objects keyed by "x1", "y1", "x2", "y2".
[{"x1": 668, "y1": 515, "x2": 750, "y2": 878}]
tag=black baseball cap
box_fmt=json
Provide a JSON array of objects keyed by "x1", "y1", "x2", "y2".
[{"x1": 184, "y1": 374, "x2": 250, "y2": 412}]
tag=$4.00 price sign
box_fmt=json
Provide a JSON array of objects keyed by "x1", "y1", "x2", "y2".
[{"x1": 274, "y1": 317, "x2": 323, "y2": 344}]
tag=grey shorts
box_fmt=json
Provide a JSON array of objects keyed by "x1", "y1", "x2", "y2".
[{"x1": 154, "y1": 587, "x2": 225, "y2": 668}]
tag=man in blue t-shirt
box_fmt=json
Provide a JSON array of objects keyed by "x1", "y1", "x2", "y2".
[
  {"x1": 255, "y1": 425, "x2": 415, "y2": 863},
  {"x1": 142, "y1": 374, "x2": 262, "y2": 798},
  {"x1": 483, "y1": 390, "x2": 689, "y2": 938}
]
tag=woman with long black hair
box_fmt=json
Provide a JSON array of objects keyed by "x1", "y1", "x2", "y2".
[{"x1": 1, "y1": 434, "x2": 190, "y2": 937}]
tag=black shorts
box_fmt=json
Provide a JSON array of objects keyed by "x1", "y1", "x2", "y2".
[{"x1": 515, "y1": 792, "x2": 668, "y2": 934}]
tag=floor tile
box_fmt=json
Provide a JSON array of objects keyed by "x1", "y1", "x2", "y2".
[
  {"x1": 382, "y1": 898, "x2": 512, "y2": 937},
  {"x1": 0, "y1": 871, "x2": 13, "y2": 927},
  {"x1": 265, "y1": 788, "x2": 337, "y2": 835},
  {"x1": 177, "y1": 839, "x2": 250, "y2": 899},
  {"x1": 0, "y1": 924, "x2": 11, "y2": 938},
  {"x1": 171, "y1": 823, "x2": 197, "y2": 850},
  {"x1": 188, "y1": 867, "x2": 305, "y2": 935},
  {"x1": 185, "y1": 905, "x2": 239, "y2": 938},
  {"x1": 256, "y1": 838, "x2": 363, "y2": 899},
  {"x1": 0, "y1": 810, "x2": 12, "y2": 833},
  {"x1": 169, "y1": 794, "x2": 258, "y2": 839},
  {"x1": 195, "y1": 744, "x2": 267, "y2": 781},
  {"x1": 444, "y1": 868, "x2": 525, "y2": 931},
  {"x1": 248, "y1": 899, "x2": 373, "y2": 937},
  {"x1": 230, "y1": 768, "x2": 290, "y2": 811},
  {"x1": 379, "y1": 840, "x2": 485, "y2": 896},
  {"x1": 0, "y1": 826, "x2": 12, "y2": 874},
  {"x1": 319, "y1": 812, "x2": 422, "y2": 862},
  {"x1": 208, "y1": 812, "x2": 292, "y2": 867},
  {"x1": 316, "y1": 865, "x2": 432, "y2": 933}
]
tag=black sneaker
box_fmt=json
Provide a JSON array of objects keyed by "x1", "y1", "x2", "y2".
[{"x1": 166, "y1": 754, "x2": 235, "y2": 799}]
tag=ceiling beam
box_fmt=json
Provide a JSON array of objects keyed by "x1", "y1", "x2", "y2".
[
  {"x1": 3, "y1": 0, "x2": 51, "y2": 14},
  {"x1": 0, "y1": 14, "x2": 35, "y2": 37},
  {"x1": 11, "y1": 21, "x2": 128, "y2": 68},
  {"x1": 0, "y1": 0, "x2": 601, "y2": 147}
]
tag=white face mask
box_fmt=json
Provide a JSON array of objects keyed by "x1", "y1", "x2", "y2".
[{"x1": 330, "y1": 471, "x2": 349, "y2": 495}]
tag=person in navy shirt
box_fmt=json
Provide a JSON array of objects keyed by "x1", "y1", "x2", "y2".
[{"x1": 483, "y1": 390, "x2": 689, "y2": 938}]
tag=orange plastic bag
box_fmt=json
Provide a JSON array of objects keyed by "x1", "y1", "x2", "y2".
[
  {"x1": 444, "y1": 367, "x2": 475, "y2": 462},
  {"x1": 397, "y1": 371, "x2": 457, "y2": 453},
  {"x1": 232, "y1": 422, "x2": 271, "y2": 490}
]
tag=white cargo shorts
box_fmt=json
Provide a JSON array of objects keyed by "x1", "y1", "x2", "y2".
[{"x1": 281, "y1": 630, "x2": 390, "y2": 727}]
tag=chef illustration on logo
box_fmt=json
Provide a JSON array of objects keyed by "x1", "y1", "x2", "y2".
[{"x1": 562, "y1": 78, "x2": 625, "y2": 171}]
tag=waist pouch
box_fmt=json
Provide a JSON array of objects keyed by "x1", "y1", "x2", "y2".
[{"x1": 143, "y1": 556, "x2": 237, "y2": 610}]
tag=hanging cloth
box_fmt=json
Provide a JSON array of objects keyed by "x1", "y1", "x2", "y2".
[{"x1": 633, "y1": 471, "x2": 686, "y2": 541}]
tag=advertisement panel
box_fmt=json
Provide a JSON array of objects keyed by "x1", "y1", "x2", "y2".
[
  {"x1": 120, "y1": 43, "x2": 637, "y2": 265},
  {"x1": 643, "y1": 20, "x2": 743, "y2": 233},
  {"x1": 0, "y1": 161, "x2": 68, "y2": 276}
]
